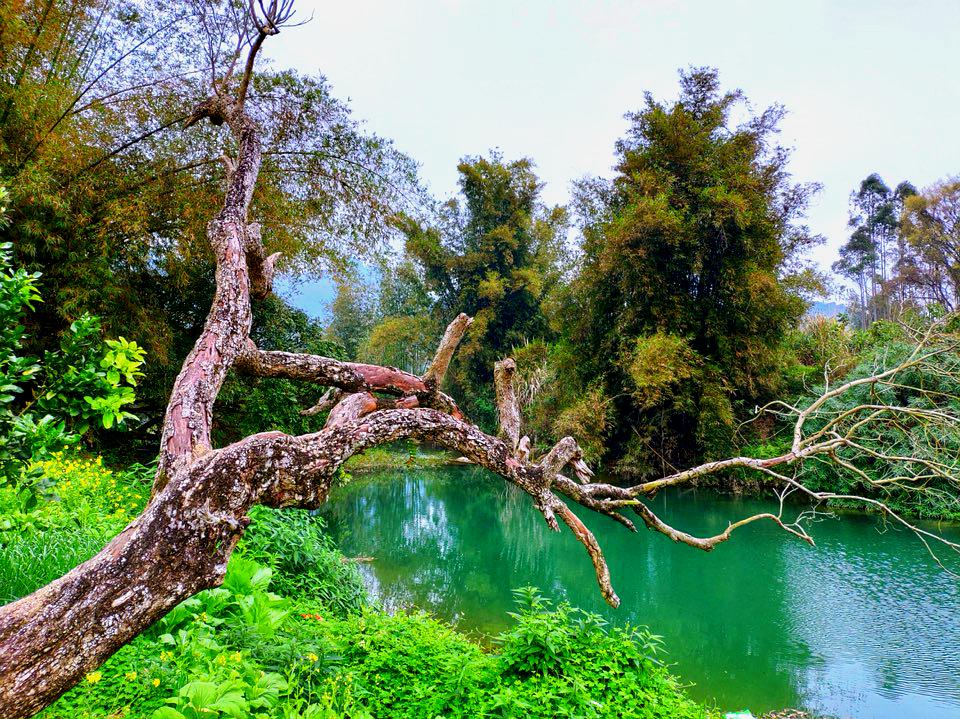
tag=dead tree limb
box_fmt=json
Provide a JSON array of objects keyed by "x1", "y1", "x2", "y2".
[{"x1": 1, "y1": 3, "x2": 959, "y2": 717}]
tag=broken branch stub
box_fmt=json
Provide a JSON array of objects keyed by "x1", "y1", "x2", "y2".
[
  {"x1": 422, "y1": 313, "x2": 472, "y2": 390},
  {"x1": 494, "y1": 358, "x2": 521, "y2": 452}
]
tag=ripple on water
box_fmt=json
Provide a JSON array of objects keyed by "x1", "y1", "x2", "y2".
[{"x1": 322, "y1": 468, "x2": 960, "y2": 719}]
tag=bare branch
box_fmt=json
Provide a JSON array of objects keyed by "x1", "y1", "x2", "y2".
[
  {"x1": 236, "y1": 345, "x2": 428, "y2": 395},
  {"x1": 555, "y1": 503, "x2": 620, "y2": 608},
  {"x1": 422, "y1": 313, "x2": 472, "y2": 390},
  {"x1": 494, "y1": 358, "x2": 521, "y2": 451},
  {"x1": 300, "y1": 388, "x2": 343, "y2": 416}
]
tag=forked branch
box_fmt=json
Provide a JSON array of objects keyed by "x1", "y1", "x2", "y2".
[{"x1": 1, "y1": 2, "x2": 958, "y2": 715}]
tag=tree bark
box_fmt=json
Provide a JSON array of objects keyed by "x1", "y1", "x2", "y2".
[{"x1": 2, "y1": 8, "x2": 957, "y2": 718}]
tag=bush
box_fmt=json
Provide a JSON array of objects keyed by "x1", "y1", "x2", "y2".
[
  {"x1": 0, "y1": 242, "x2": 146, "y2": 485},
  {"x1": 490, "y1": 587, "x2": 709, "y2": 719},
  {"x1": 238, "y1": 507, "x2": 367, "y2": 617}
]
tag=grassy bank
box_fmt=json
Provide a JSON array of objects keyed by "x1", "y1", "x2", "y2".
[
  {"x1": 344, "y1": 442, "x2": 462, "y2": 471},
  {"x1": 1, "y1": 453, "x2": 722, "y2": 719}
]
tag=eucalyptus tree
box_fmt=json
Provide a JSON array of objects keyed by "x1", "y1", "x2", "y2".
[
  {"x1": 836, "y1": 174, "x2": 916, "y2": 323},
  {"x1": 0, "y1": 9, "x2": 958, "y2": 719}
]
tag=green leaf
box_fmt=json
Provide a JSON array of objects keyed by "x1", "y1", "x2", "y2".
[{"x1": 150, "y1": 709, "x2": 187, "y2": 719}]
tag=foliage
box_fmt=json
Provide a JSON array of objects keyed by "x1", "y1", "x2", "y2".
[
  {"x1": 402, "y1": 153, "x2": 569, "y2": 428},
  {"x1": 38, "y1": 316, "x2": 146, "y2": 432},
  {"x1": 358, "y1": 315, "x2": 438, "y2": 375},
  {"x1": 551, "y1": 385, "x2": 612, "y2": 465},
  {"x1": 0, "y1": 243, "x2": 144, "y2": 482},
  {"x1": 783, "y1": 315, "x2": 862, "y2": 387},
  {"x1": 214, "y1": 296, "x2": 343, "y2": 446},
  {"x1": 327, "y1": 281, "x2": 377, "y2": 360},
  {"x1": 492, "y1": 587, "x2": 706, "y2": 719},
  {"x1": 833, "y1": 174, "x2": 915, "y2": 326},
  {"x1": 0, "y1": 453, "x2": 151, "y2": 603},
  {"x1": 343, "y1": 442, "x2": 456, "y2": 471},
  {"x1": 563, "y1": 67, "x2": 818, "y2": 471},
  {"x1": 0, "y1": 2, "x2": 421, "y2": 446},
  {"x1": 793, "y1": 334, "x2": 960, "y2": 520},
  {"x1": 900, "y1": 178, "x2": 960, "y2": 312},
  {"x1": 621, "y1": 334, "x2": 702, "y2": 410},
  {"x1": 238, "y1": 507, "x2": 367, "y2": 617}
]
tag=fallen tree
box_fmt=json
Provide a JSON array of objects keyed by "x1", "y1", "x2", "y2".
[{"x1": 1, "y1": 4, "x2": 959, "y2": 718}]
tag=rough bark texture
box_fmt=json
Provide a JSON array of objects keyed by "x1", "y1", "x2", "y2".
[
  {"x1": 3, "y1": 9, "x2": 955, "y2": 718},
  {"x1": 494, "y1": 358, "x2": 521, "y2": 451}
]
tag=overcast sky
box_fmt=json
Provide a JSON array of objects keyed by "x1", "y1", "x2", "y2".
[{"x1": 267, "y1": 0, "x2": 960, "y2": 316}]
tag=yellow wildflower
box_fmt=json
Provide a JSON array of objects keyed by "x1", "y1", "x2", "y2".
[
  {"x1": 306, "y1": 652, "x2": 319, "y2": 663},
  {"x1": 215, "y1": 654, "x2": 227, "y2": 666},
  {"x1": 125, "y1": 671, "x2": 137, "y2": 681},
  {"x1": 152, "y1": 678, "x2": 161, "y2": 688},
  {"x1": 85, "y1": 671, "x2": 102, "y2": 684},
  {"x1": 230, "y1": 652, "x2": 242, "y2": 663}
]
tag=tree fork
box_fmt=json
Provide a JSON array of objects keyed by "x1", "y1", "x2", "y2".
[{"x1": 3, "y1": 4, "x2": 959, "y2": 718}]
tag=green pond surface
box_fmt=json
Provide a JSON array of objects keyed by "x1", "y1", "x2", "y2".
[{"x1": 321, "y1": 465, "x2": 960, "y2": 719}]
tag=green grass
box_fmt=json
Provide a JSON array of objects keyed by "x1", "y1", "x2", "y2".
[{"x1": 345, "y1": 442, "x2": 461, "y2": 471}]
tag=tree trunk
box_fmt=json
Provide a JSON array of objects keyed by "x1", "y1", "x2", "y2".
[{"x1": 3, "y1": 9, "x2": 956, "y2": 718}]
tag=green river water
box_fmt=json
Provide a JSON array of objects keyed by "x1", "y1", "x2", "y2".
[{"x1": 321, "y1": 465, "x2": 960, "y2": 719}]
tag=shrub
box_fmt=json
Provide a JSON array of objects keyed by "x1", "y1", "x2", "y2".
[
  {"x1": 0, "y1": 242, "x2": 146, "y2": 485},
  {"x1": 491, "y1": 587, "x2": 709, "y2": 719},
  {"x1": 238, "y1": 506, "x2": 367, "y2": 617}
]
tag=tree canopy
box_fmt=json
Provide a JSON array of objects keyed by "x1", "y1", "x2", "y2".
[
  {"x1": 402, "y1": 153, "x2": 568, "y2": 426},
  {"x1": 564, "y1": 67, "x2": 819, "y2": 471}
]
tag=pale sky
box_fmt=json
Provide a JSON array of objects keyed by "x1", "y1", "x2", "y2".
[{"x1": 268, "y1": 0, "x2": 960, "y2": 314}]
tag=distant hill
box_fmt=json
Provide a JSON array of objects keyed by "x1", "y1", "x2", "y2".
[{"x1": 807, "y1": 301, "x2": 846, "y2": 318}]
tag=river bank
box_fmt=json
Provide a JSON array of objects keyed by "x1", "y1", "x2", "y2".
[{"x1": 322, "y1": 464, "x2": 960, "y2": 719}]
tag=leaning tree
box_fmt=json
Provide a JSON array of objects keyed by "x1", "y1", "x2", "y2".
[{"x1": 1, "y1": 4, "x2": 959, "y2": 718}]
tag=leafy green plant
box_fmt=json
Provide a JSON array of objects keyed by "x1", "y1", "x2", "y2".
[
  {"x1": 11, "y1": 455, "x2": 715, "y2": 719},
  {"x1": 237, "y1": 507, "x2": 367, "y2": 616},
  {"x1": 36, "y1": 315, "x2": 146, "y2": 432},
  {"x1": 0, "y1": 243, "x2": 146, "y2": 486}
]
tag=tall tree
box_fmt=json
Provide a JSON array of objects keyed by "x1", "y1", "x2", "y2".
[
  {"x1": 568, "y1": 68, "x2": 818, "y2": 471},
  {"x1": 900, "y1": 178, "x2": 960, "y2": 311},
  {"x1": 403, "y1": 154, "x2": 569, "y2": 426},
  {"x1": 359, "y1": 260, "x2": 438, "y2": 375},
  {"x1": 835, "y1": 174, "x2": 916, "y2": 324},
  {"x1": 0, "y1": 11, "x2": 958, "y2": 719},
  {"x1": 833, "y1": 225, "x2": 877, "y2": 329}
]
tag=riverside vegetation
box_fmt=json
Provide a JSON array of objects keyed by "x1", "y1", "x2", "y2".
[
  {"x1": 1, "y1": 2, "x2": 958, "y2": 718},
  {"x1": 0, "y1": 452, "x2": 714, "y2": 719}
]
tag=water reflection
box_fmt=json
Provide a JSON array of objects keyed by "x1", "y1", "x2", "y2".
[{"x1": 321, "y1": 467, "x2": 960, "y2": 719}]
